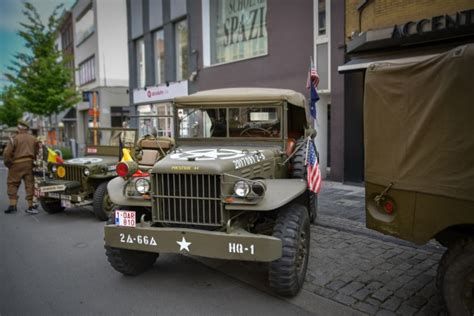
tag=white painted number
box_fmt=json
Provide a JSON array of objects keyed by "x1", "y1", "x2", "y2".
[
  {"x1": 119, "y1": 233, "x2": 157, "y2": 246},
  {"x1": 228, "y1": 242, "x2": 255, "y2": 255}
]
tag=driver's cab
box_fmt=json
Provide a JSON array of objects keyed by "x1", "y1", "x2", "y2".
[{"x1": 173, "y1": 88, "x2": 309, "y2": 160}]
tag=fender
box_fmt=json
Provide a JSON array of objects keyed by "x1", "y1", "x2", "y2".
[
  {"x1": 107, "y1": 177, "x2": 151, "y2": 207},
  {"x1": 225, "y1": 179, "x2": 307, "y2": 211}
]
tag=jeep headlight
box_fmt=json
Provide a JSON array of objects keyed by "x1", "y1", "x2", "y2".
[
  {"x1": 234, "y1": 180, "x2": 250, "y2": 197},
  {"x1": 135, "y1": 178, "x2": 151, "y2": 194},
  {"x1": 51, "y1": 165, "x2": 57, "y2": 173},
  {"x1": 83, "y1": 168, "x2": 90, "y2": 176}
]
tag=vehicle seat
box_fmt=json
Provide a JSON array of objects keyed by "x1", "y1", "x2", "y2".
[
  {"x1": 137, "y1": 136, "x2": 175, "y2": 169},
  {"x1": 286, "y1": 137, "x2": 296, "y2": 157}
]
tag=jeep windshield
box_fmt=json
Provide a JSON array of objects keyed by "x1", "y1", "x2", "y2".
[
  {"x1": 86, "y1": 128, "x2": 137, "y2": 147},
  {"x1": 178, "y1": 106, "x2": 281, "y2": 139}
]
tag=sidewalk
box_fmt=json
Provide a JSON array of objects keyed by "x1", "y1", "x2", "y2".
[
  {"x1": 304, "y1": 181, "x2": 446, "y2": 315},
  {"x1": 198, "y1": 181, "x2": 447, "y2": 315}
]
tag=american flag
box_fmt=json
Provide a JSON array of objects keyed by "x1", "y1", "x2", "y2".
[
  {"x1": 306, "y1": 59, "x2": 320, "y2": 120},
  {"x1": 306, "y1": 140, "x2": 322, "y2": 193}
]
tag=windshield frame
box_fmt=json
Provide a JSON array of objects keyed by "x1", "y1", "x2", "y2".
[{"x1": 174, "y1": 104, "x2": 284, "y2": 141}]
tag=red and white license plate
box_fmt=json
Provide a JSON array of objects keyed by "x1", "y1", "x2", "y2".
[{"x1": 115, "y1": 210, "x2": 136, "y2": 227}]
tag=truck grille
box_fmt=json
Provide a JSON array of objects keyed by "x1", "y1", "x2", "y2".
[
  {"x1": 153, "y1": 173, "x2": 222, "y2": 226},
  {"x1": 60, "y1": 165, "x2": 84, "y2": 184}
]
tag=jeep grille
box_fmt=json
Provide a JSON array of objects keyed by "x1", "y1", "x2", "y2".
[
  {"x1": 59, "y1": 165, "x2": 84, "y2": 184},
  {"x1": 153, "y1": 174, "x2": 222, "y2": 226}
]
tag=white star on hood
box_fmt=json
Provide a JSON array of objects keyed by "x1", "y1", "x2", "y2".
[{"x1": 176, "y1": 237, "x2": 192, "y2": 252}]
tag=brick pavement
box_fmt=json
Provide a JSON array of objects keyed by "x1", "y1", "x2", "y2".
[{"x1": 305, "y1": 181, "x2": 448, "y2": 315}]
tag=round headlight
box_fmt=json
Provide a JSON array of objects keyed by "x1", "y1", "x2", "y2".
[
  {"x1": 51, "y1": 165, "x2": 58, "y2": 173},
  {"x1": 135, "y1": 178, "x2": 151, "y2": 194},
  {"x1": 83, "y1": 168, "x2": 90, "y2": 176},
  {"x1": 252, "y1": 181, "x2": 266, "y2": 196},
  {"x1": 234, "y1": 180, "x2": 250, "y2": 197}
]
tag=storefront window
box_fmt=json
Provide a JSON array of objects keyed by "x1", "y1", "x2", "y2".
[
  {"x1": 154, "y1": 30, "x2": 165, "y2": 85},
  {"x1": 209, "y1": 0, "x2": 267, "y2": 65},
  {"x1": 175, "y1": 20, "x2": 188, "y2": 81},
  {"x1": 137, "y1": 103, "x2": 173, "y2": 137},
  {"x1": 136, "y1": 38, "x2": 145, "y2": 88}
]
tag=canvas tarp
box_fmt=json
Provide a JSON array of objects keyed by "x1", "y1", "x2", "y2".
[
  {"x1": 364, "y1": 44, "x2": 474, "y2": 202},
  {"x1": 174, "y1": 88, "x2": 306, "y2": 108}
]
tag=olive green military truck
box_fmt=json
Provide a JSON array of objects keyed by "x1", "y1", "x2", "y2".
[
  {"x1": 364, "y1": 44, "x2": 474, "y2": 315},
  {"x1": 38, "y1": 127, "x2": 137, "y2": 221},
  {"x1": 104, "y1": 88, "x2": 319, "y2": 296}
]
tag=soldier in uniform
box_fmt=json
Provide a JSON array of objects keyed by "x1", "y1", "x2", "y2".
[{"x1": 3, "y1": 120, "x2": 39, "y2": 214}]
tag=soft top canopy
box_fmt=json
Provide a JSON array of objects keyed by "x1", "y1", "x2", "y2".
[
  {"x1": 174, "y1": 88, "x2": 306, "y2": 108},
  {"x1": 364, "y1": 44, "x2": 474, "y2": 202}
]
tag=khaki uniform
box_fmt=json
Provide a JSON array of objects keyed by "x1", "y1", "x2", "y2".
[{"x1": 3, "y1": 131, "x2": 37, "y2": 207}]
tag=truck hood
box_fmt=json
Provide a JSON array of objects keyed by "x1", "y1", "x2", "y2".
[
  {"x1": 153, "y1": 146, "x2": 280, "y2": 174},
  {"x1": 64, "y1": 155, "x2": 118, "y2": 166}
]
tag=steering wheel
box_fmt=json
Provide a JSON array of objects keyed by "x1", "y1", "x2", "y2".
[{"x1": 239, "y1": 127, "x2": 272, "y2": 136}]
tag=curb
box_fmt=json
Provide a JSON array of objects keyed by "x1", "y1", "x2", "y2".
[{"x1": 315, "y1": 215, "x2": 445, "y2": 254}]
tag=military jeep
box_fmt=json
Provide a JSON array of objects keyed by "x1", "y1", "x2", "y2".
[
  {"x1": 38, "y1": 127, "x2": 137, "y2": 221},
  {"x1": 104, "y1": 88, "x2": 320, "y2": 296},
  {"x1": 364, "y1": 45, "x2": 474, "y2": 315}
]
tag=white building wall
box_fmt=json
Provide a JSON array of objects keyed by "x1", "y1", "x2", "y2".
[{"x1": 96, "y1": 0, "x2": 129, "y2": 87}]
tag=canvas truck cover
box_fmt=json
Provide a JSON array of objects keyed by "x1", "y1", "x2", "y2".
[
  {"x1": 174, "y1": 88, "x2": 306, "y2": 108},
  {"x1": 364, "y1": 44, "x2": 474, "y2": 202}
]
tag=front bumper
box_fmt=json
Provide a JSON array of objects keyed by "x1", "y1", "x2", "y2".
[
  {"x1": 104, "y1": 225, "x2": 282, "y2": 262},
  {"x1": 37, "y1": 180, "x2": 90, "y2": 203}
]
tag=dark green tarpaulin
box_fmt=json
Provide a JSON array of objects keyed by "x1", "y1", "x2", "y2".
[{"x1": 364, "y1": 44, "x2": 474, "y2": 202}]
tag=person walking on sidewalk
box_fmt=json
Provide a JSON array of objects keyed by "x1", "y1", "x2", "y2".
[{"x1": 3, "y1": 120, "x2": 38, "y2": 214}]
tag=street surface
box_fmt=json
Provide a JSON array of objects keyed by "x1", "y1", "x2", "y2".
[
  {"x1": 0, "y1": 163, "x2": 312, "y2": 316},
  {"x1": 0, "y1": 163, "x2": 449, "y2": 315}
]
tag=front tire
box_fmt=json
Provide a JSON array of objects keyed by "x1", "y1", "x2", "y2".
[
  {"x1": 269, "y1": 203, "x2": 310, "y2": 296},
  {"x1": 105, "y1": 246, "x2": 158, "y2": 276},
  {"x1": 437, "y1": 237, "x2": 474, "y2": 316},
  {"x1": 93, "y1": 182, "x2": 114, "y2": 221},
  {"x1": 40, "y1": 198, "x2": 65, "y2": 214},
  {"x1": 104, "y1": 207, "x2": 158, "y2": 276}
]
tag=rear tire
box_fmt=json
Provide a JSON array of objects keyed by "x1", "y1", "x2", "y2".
[
  {"x1": 291, "y1": 137, "x2": 318, "y2": 223},
  {"x1": 437, "y1": 237, "x2": 474, "y2": 316},
  {"x1": 269, "y1": 203, "x2": 310, "y2": 296},
  {"x1": 40, "y1": 198, "x2": 65, "y2": 214},
  {"x1": 93, "y1": 182, "x2": 114, "y2": 221}
]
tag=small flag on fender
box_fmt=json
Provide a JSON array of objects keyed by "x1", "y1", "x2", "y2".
[
  {"x1": 306, "y1": 139, "x2": 321, "y2": 193},
  {"x1": 121, "y1": 148, "x2": 133, "y2": 162},
  {"x1": 47, "y1": 147, "x2": 64, "y2": 164}
]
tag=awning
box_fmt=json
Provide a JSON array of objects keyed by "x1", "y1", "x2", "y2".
[{"x1": 338, "y1": 53, "x2": 438, "y2": 73}]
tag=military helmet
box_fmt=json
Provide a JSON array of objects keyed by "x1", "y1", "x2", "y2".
[{"x1": 17, "y1": 120, "x2": 30, "y2": 129}]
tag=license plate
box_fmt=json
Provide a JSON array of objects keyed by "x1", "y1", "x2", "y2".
[
  {"x1": 115, "y1": 210, "x2": 136, "y2": 227},
  {"x1": 61, "y1": 200, "x2": 72, "y2": 208},
  {"x1": 48, "y1": 192, "x2": 60, "y2": 199},
  {"x1": 40, "y1": 185, "x2": 66, "y2": 193}
]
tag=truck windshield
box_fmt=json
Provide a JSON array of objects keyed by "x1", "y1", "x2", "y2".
[{"x1": 178, "y1": 107, "x2": 281, "y2": 138}]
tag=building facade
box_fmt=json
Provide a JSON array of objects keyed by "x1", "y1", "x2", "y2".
[
  {"x1": 332, "y1": 0, "x2": 474, "y2": 183},
  {"x1": 127, "y1": 0, "x2": 189, "y2": 138},
  {"x1": 58, "y1": 11, "x2": 77, "y2": 144},
  {"x1": 72, "y1": 0, "x2": 130, "y2": 154},
  {"x1": 127, "y1": 0, "x2": 333, "y2": 175}
]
